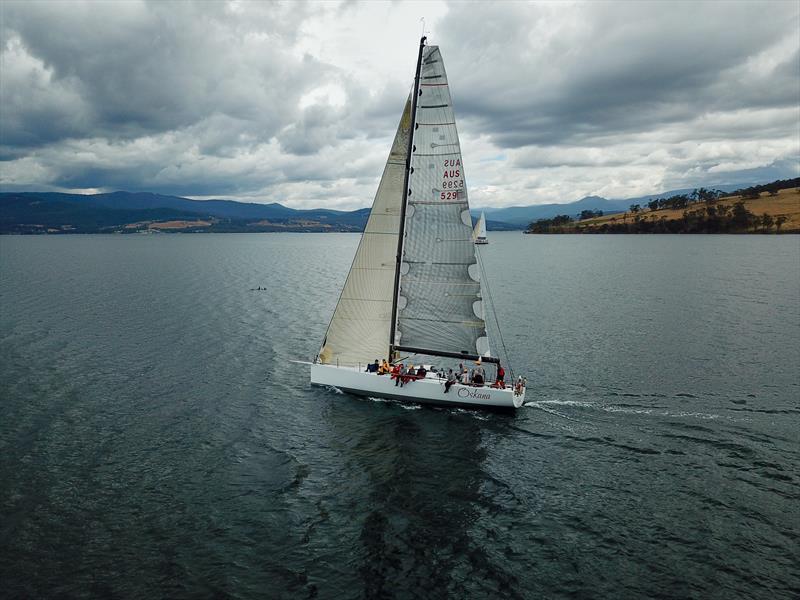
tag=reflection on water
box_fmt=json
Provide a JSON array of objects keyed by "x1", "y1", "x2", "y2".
[{"x1": 342, "y1": 408, "x2": 494, "y2": 597}]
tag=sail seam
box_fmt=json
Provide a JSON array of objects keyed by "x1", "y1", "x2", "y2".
[
  {"x1": 400, "y1": 318, "x2": 486, "y2": 325},
  {"x1": 399, "y1": 280, "x2": 478, "y2": 284},
  {"x1": 413, "y1": 152, "x2": 461, "y2": 156},
  {"x1": 402, "y1": 260, "x2": 478, "y2": 265}
]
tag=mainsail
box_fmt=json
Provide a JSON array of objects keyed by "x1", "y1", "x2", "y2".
[
  {"x1": 318, "y1": 97, "x2": 412, "y2": 366},
  {"x1": 395, "y1": 45, "x2": 490, "y2": 358},
  {"x1": 318, "y1": 40, "x2": 492, "y2": 367}
]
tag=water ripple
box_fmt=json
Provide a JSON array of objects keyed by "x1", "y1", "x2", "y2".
[{"x1": 1, "y1": 233, "x2": 798, "y2": 599}]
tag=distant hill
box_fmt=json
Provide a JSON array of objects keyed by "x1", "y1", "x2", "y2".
[
  {"x1": 524, "y1": 184, "x2": 800, "y2": 234},
  {"x1": 473, "y1": 185, "x2": 746, "y2": 227},
  {"x1": 0, "y1": 194, "x2": 210, "y2": 233},
  {"x1": 1, "y1": 182, "x2": 778, "y2": 234},
  {"x1": 475, "y1": 218, "x2": 519, "y2": 232},
  {"x1": 0, "y1": 191, "x2": 371, "y2": 234},
  {"x1": 474, "y1": 196, "x2": 628, "y2": 227}
]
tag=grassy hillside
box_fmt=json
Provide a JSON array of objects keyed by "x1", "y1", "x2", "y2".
[
  {"x1": 0, "y1": 192, "x2": 369, "y2": 233},
  {"x1": 527, "y1": 186, "x2": 800, "y2": 234}
]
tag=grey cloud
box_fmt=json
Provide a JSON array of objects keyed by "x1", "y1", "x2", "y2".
[
  {"x1": 0, "y1": 1, "x2": 798, "y2": 206},
  {"x1": 1, "y1": 0, "x2": 324, "y2": 148},
  {"x1": 436, "y1": 1, "x2": 799, "y2": 147}
]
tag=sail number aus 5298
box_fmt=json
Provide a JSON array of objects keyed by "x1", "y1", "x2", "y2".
[{"x1": 441, "y1": 159, "x2": 463, "y2": 200}]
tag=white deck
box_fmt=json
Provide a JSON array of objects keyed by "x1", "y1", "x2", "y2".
[{"x1": 310, "y1": 363, "x2": 525, "y2": 409}]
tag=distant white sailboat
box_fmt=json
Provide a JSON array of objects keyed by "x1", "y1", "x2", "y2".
[
  {"x1": 310, "y1": 37, "x2": 525, "y2": 409},
  {"x1": 473, "y1": 211, "x2": 489, "y2": 245}
]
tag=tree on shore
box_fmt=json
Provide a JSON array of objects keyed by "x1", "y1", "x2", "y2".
[
  {"x1": 524, "y1": 177, "x2": 794, "y2": 234},
  {"x1": 527, "y1": 214, "x2": 574, "y2": 233},
  {"x1": 731, "y1": 201, "x2": 754, "y2": 230},
  {"x1": 579, "y1": 209, "x2": 603, "y2": 220},
  {"x1": 720, "y1": 178, "x2": 799, "y2": 199}
]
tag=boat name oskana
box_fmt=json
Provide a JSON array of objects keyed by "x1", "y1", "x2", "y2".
[{"x1": 457, "y1": 388, "x2": 491, "y2": 400}]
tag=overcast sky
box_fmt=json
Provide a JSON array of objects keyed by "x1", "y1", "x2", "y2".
[{"x1": 1, "y1": 0, "x2": 798, "y2": 209}]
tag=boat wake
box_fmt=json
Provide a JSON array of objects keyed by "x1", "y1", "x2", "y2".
[
  {"x1": 523, "y1": 398, "x2": 726, "y2": 421},
  {"x1": 367, "y1": 396, "x2": 422, "y2": 410},
  {"x1": 523, "y1": 401, "x2": 587, "y2": 422}
]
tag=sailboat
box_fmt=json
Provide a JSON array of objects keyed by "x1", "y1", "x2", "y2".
[
  {"x1": 473, "y1": 211, "x2": 489, "y2": 245},
  {"x1": 310, "y1": 37, "x2": 526, "y2": 409}
]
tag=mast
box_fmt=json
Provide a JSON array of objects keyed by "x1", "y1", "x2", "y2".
[{"x1": 389, "y1": 35, "x2": 426, "y2": 360}]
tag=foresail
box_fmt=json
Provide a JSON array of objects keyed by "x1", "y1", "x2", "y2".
[
  {"x1": 319, "y1": 97, "x2": 412, "y2": 367},
  {"x1": 396, "y1": 46, "x2": 490, "y2": 357}
]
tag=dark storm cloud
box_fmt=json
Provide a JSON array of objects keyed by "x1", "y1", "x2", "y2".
[
  {"x1": 1, "y1": 0, "x2": 321, "y2": 147},
  {"x1": 438, "y1": 1, "x2": 800, "y2": 147},
  {"x1": 0, "y1": 0, "x2": 404, "y2": 203},
  {"x1": 0, "y1": 0, "x2": 797, "y2": 206}
]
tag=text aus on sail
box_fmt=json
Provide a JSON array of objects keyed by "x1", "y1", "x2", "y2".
[{"x1": 440, "y1": 159, "x2": 463, "y2": 200}]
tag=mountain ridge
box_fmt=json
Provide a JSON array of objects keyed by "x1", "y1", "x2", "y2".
[
  {"x1": 0, "y1": 182, "x2": 774, "y2": 233},
  {"x1": 471, "y1": 185, "x2": 747, "y2": 226}
]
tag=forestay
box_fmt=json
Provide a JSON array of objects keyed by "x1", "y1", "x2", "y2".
[
  {"x1": 319, "y1": 97, "x2": 412, "y2": 367},
  {"x1": 396, "y1": 46, "x2": 490, "y2": 357}
]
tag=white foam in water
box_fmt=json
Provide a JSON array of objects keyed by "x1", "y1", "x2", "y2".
[
  {"x1": 450, "y1": 407, "x2": 490, "y2": 420},
  {"x1": 603, "y1": 405, "x2": 656, "y2": 415},
  {"x1": 533, "y1": 399, "x2": 596, "y2": 409},
  {"x1": 399, "y1": 403, "x2": 422, "y2": 411},
  {"x1": 524, "y1": 401, "x2": 587, "y2": 422},
  {"x1": 367, "y1": 396, "x2": 422, "y2": 410},
  {"x1": 528, "y1": 399, "x2": 727, "y2": 422},
  {"x1": 603, "y1": 405, "x2": 724, "y2": 420}
]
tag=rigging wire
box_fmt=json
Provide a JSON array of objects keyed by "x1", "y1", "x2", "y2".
[{"x1": 475, "y1": 244, "x2": 516, "y2": 383}]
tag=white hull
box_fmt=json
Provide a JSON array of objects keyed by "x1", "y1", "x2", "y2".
[{"x1": 311, "y1": 363, "x2": 525, "y2": 409}]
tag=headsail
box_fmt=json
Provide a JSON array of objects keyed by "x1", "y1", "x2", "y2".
[
  {"x1": 318, "y1": 97, "x2": 412, "y2": 367},
  {"x1": 395, "y1": 45, "x2": 490, "y2": 358}
]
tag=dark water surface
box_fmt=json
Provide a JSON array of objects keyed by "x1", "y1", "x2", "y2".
[{"x1": 1, "y1": 233, "x2": 798, "y2": 599}]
